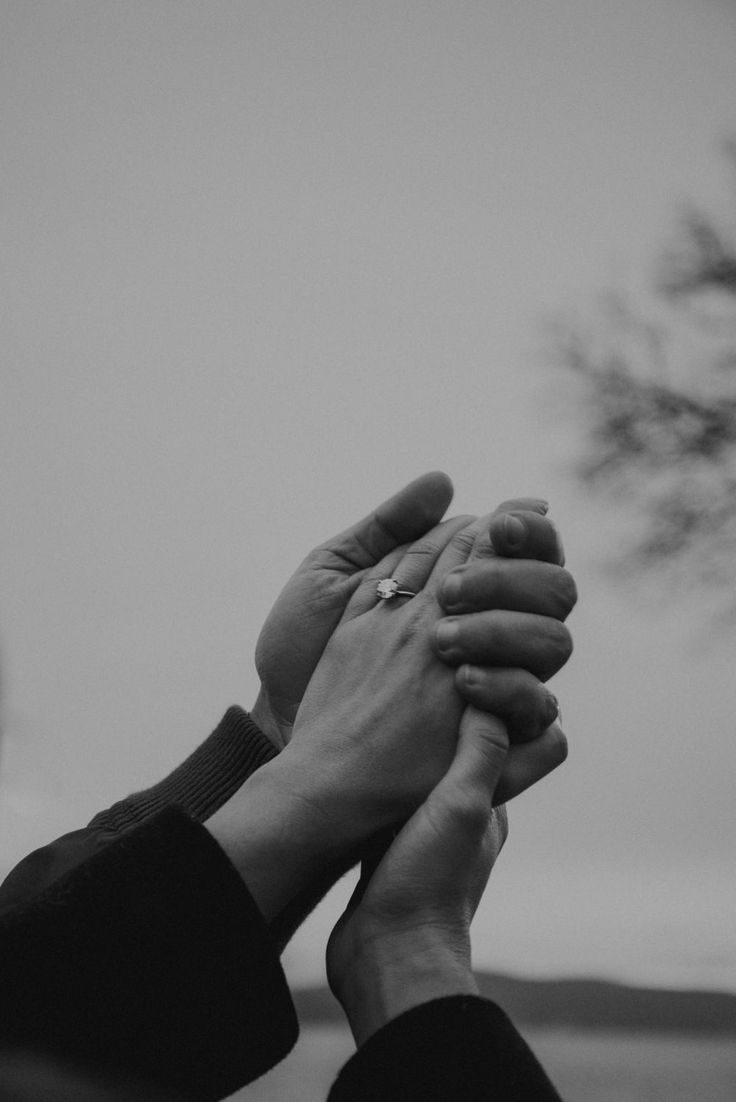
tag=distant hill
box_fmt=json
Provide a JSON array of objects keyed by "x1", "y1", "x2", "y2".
[{"x1": 293, "y1": 973, "x2": 736, "y2": 1035}]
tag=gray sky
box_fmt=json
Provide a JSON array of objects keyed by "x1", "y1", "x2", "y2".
[{"x1": 1, "y1": 0, "x2": 735, "y2": 992}]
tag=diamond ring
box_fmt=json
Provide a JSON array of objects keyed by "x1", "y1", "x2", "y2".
[{"x1": 376, "y1": 578, "x2": 417, "y2": 601}]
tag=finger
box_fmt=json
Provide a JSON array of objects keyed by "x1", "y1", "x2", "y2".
[
  {"x1": 378, "y1": 515, "x2": 475, "y2": 598},
  {"x1": 489, "y1": 510, "x2": 565, "y2": 565},
  {"x1": 423, "y1": 499, "x2": 560, "y2": 595},
  {"x1": 343, "y1": 514, "x2": 475, "y2": 619},
  {"x1": 354, "y1": 504, "x2": 562, "y2": 616},
  {"x1": 439, "y1": 559, "x2": 577, "y2": 621},
  {"x1": 493, "y1": 497, "x2": 549, "y2": 517},
  {"x1": 439, "y1": 706, "x2": 510, "y2": 821},
  {"x1": 423, "y1": 512, "x2": 495, "y2": 589},
  {"x1": 442, "y1": 499, "x2": 556, "y2": 568},
  {"x1": 435, "y1": 610, "x2": 573, "y2": 681},
  {"x1": 314, "y1": 471, "x2": 454, "y2": 573},
  {"x1": 493, "y1": 722, "x2": 568, "y2": 804},
  {"x1": 454, "y1": 666, "x2": 559, "y2": 743}
]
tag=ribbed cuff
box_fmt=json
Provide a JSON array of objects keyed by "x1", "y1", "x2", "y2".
[
  {"x1": 329, "y1": 995, "x2": 562, "y2": 1102},
  {"x1": 89, "y1": 706, "x2": 278, "y2": 833}
]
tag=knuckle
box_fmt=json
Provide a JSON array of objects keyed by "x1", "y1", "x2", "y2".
[
  {"x1": 506, "y1": 679, "x2": 553, "y2": 741},
  {"x1": 454, "y1": 796, "x2": 491, "y2": 834},
  {"x1": 504, "y1": 677, "x2": 539, "y2": 724},
  {"x1": 303, "y1": 546, "x2": 324, "y2": 569},
  {"x1": 549, "y1": 726, "x2": 569, "y2": 766},
  {"x1": 396, "y1": 599, "x2": 432, "y2": 646},
  {"x1": 477, "y1": 725, "x2": 510, "y2": 764},
  {"x1": 537, "y1": 622, "x2": 573, "y2": 680},
  {"x1": 451, "y1": 528, "x2": 478, "y2": 559},
  {"x1": 544, "y1": 518, "x2": 564, "y2": 559},
  {"x1": 493, "y1": 804, "x2": 509, "y2": 846},
  {"x1": 486, "y1": 559, "x2": 506, "y2": 594},
  {"x1": 465, "y1": 560, "x2": 503, "y2": 608},
  {"x1": 553, "y1": 569, "x2": 578, "y2": 618},
  {"x1": 440, "y1": 565, "x2": 468, "y2": 612},
  {"x1": 434, "y1": 785, "x2": 488, "y2": 834},
  {"x1": 551, "y1": 621, "x2": 574, "y2": 663},
  {"x1": 404, "y1": 535, "x2": 443, "y2": 560}
]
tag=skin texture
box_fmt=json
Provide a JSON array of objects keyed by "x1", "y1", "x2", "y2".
[
  {"x1": 206, "y1": 489, "x2": 574, "y2": 928},
  {"x1": 252, "y1": 473, "x2": 576, "y2": 789},
  {"x1": 281, "y1": 503, "x2": 572, "y2": 818},
  {"x1": 319, "y1": 507, "x2": 575, "y2": 1044},
  {"x1": 252, "y1": 472, "x2": 458, "y2": 748},
  {"x1": 326, "y1": 707, "x2": 511, "y2": 1045},
  {"x1": 204, "y1": 476, "x2": 578, "y2": 1043}
]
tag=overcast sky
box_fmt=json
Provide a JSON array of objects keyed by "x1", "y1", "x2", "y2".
[{"x1": 1, "y1": 0, "x2": 735, "y2": 994}]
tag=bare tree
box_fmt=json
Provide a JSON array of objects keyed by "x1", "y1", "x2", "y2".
[{"x1": 553, "y1": 145, "x2": 736, "y2": 589}]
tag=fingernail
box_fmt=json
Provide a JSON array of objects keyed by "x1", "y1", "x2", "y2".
[
  {"x1": 441, "y1": 571, "x2": 462, "y2": 609},
  {"x1": 503, "y1": 514, "x2": 526, "y2": 548},
  {"x1": 460, "y1": 664, "x2": 477, "y2": 687},
  {"x1": 435, "y1": 619, "x2": 459, "y2": 653}
]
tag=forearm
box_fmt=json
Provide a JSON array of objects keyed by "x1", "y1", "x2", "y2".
[{"x1": 204, "y1": 754, "x2": 368, "y2": 927}]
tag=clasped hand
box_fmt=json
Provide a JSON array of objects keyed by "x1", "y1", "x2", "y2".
[{"x1": 205, "y1": 472, "x2": 576, "y2": 1033}]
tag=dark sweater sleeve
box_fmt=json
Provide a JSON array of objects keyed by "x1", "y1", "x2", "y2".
[
  {"x1": 0, "y1": 706, "x2": 276, "y2": 911},
  {"x1": 329, "y1": 995, "x2": 563, "y2": 1102},
  {"x1": 0, "y1": 806, "x2": 298, "y2": 1101}
]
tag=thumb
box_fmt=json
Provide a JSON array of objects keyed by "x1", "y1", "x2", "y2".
[
  {"x1": 441, "y1": 706, "x2": 509, "y2": 812},
  {"x1": 465, "y1": 497, "x2": 550, "y2": 563},
  {"x1": 318, "y1": 471, "x2": 454, "y2": 572}
]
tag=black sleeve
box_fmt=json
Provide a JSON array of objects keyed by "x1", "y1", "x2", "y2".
[
  {"x1": 0, "y1": 806, "x2": 298, "y2": 1101},
  {"x1": 0, "y1": 706, "x2": 276, "y2": 912},
  {"x1": 329, "y1": 995, "x2": 563, "y2": 1102}
]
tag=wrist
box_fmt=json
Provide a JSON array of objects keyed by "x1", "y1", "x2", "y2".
[
  {"x1": 249, "y1": 686, "x2": 289, "y2": 751},
  {"x1": 203, "y1": 754, "x2": 364, "y2": 924},
  {"x1": 331, "y1": 928, "x2": 477, "y2": 1046}
]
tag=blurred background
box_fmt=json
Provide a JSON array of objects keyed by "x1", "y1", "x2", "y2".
[{"x1": 2, "y1": 2, "x2": 735, "y2": 1098}]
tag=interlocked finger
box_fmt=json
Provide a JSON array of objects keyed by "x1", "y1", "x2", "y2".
[
  {"x1": 342, "y1": 514, "x2": 475, "y2": 620},
  {"x1": 440, "y1": 559, "x2": 577, "y2": 622},
  {"x1": 424, "y1": 499, "x2": 560, "y2": 594},
  {"x1": 435, "y1": 610, "x2": 573, "y2": 682},
  {"x1": 454, "y1": 666, "x2": 559, "y2": 744},
  {"x1": 492, "y1": 722, "x2": 568, "y2": 805},
  {"x1": 488, "y1": 509, "x2": 565, "y2": 566}
]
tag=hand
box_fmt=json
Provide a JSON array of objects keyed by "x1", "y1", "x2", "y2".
[
  {"x1": 436, "y1": 503, "x2": 576, "y2": 801},
  {"x1": 278, "y1": 503, "x2": 571, "y2": 834},
  {"x1": 251, "y1": 476, "x2": 575, "y2": 752},
  {"x1": 326, "y1": 706, "x2": 510, "y2": 1045},
  {"x1": 205, "y1": 507, "x2": 570, "y2": 926},
  {"x1": 251, "y1": 471, "x2": 454, "y2": 748}
]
